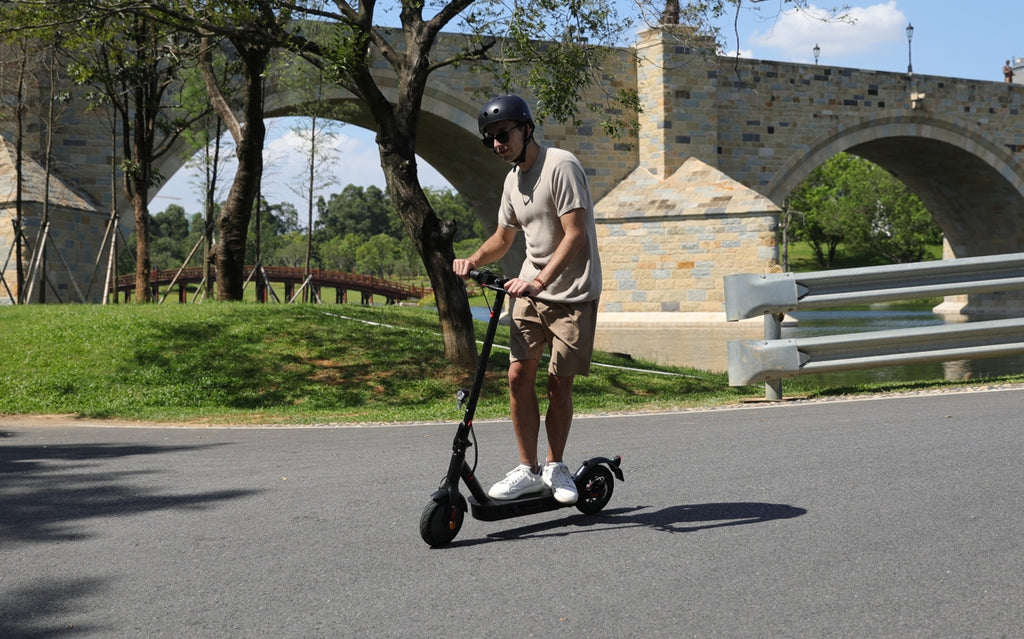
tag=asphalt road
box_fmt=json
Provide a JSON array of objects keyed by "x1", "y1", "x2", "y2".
[{"x1": 2, "y1": 387, "x2": 1022, "y2": 638}]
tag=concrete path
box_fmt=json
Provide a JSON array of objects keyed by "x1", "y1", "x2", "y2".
[{"x1": 2, "y1": 387, "x2": 1022, "y2": 638}]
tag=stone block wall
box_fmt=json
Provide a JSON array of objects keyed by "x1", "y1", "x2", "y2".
[
  {"x1": 0, "y1": 139, "x2": 110, "y2": 304},
  {"x1": 6, "y1": 27, "x2": 1024, "y2": 317},
  {"x1": 1, "y1": 204, "x2": 111, "y2": 304},
  {"x1": 595, "y1": 158, "x2": 779, "y2": 314}
]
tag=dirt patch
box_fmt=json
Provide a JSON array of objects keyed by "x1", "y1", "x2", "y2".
[{"x1": 0, "y1": 413, "x2": 199, "y2": 429}]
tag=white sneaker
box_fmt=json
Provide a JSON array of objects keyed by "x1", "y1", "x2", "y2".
[
  {"x1": 542, "y1": 462, "x2": 578, "y2": 504},
  {"x1": 488, "y1": 464, "x2": 543, "y2": 500}
]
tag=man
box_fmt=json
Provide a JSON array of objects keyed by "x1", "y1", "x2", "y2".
[{"x1": 452, "y1": 95, "x2": 602, "y2": 505}]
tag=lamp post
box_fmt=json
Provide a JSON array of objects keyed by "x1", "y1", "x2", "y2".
[
  {"x1": 906, "y1": 23, "x2": 914, "y2": 75},
  {"x1": 813, "y1": 43, "x2": 820, "y2": 65}
]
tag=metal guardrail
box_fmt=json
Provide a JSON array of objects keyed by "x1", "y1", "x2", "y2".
[
  {"x1": 723, "y1": 252, "x2": 1024, "y2": 398},
  {"x1": 724, "y1": 253, "x2": 1024, "y2": 320}
]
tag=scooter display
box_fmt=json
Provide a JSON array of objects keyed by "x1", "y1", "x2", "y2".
[{"x1": 419, "y1": 269, "x2": 623, "y2": 547}]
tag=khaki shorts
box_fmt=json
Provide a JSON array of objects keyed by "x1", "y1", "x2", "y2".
[{"x1": 509, "y1": 298, "x2": 599, "y2": 377}]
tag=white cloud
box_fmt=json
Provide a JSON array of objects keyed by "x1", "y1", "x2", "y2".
[
  {"x1": 746, "y1": 2, "x2": 907, "y2": 63},
  {"x1": 720, "y1": 47, "x2": 755, "y2": 59},
  {"x1": 261, "y1": 125, "x2": 390, "y2": 202}
]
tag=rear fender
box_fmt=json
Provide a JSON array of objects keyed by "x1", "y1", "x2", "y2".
[{"x1": 573, "y1": 456, "x2": 624, "y2": 482}]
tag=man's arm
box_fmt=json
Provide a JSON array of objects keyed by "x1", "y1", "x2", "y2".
[
  {"x1": 504, "y1": 208, "x2": 587, "y2": 297},
  {"x1": 452, "y1": 226, "x2": 518, "y2": 277},
  {"x1": 535, "y1": 208, "x2": 586, "y2": 287}
]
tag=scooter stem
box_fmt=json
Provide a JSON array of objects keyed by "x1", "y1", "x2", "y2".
[{"x1": 458, "y1": 288, "x2": 506, "y2": 425}]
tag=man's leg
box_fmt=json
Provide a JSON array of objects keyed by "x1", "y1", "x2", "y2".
[
  {"x1": 486, "y1": 358, "x2": 545, "y2": 501},
  {"x1": 540, "y1": 373, "x2": 579, "y2": 504},
  {"x1": 544, "y1": 373, "x2": 575, "y2": 463},
  {"x1": 508, "y1": 358, "x2": 541, "y2": 469}
]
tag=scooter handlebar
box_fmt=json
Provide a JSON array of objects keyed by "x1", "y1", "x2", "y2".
[{"x1": 468, "y1": 269, "x2": 510, "y2": 291}]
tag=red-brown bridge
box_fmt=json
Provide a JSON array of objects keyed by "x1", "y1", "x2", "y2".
[{"x1": 115, "y1": 266, "x2": 431, "y2": 304}]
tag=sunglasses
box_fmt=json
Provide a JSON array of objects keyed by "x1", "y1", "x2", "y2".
[{"x1": 481, "y1": 122, "x2": 526, "y2": 148}]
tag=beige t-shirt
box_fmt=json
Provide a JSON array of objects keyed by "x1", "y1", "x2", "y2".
[{"x1": 498, "y1": 146, "x2": 602, "y2": 303}]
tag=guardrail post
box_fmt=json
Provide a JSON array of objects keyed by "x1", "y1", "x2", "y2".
[{"x1": 764, "y1": 313, "x2": 784, "y2": 400}]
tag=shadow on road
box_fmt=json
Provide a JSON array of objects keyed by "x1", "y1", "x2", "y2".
[
  {"x1": 463, "y1": 501, "x2": 807, "y2": 545},
  {"x1": 0, "y1": 577, "x2": 111, "y2": 639},
  {"x1": 1, "y1": 433, "x2": 263, "y2": 638},
  {"x1": 0, "y1": 435, "x2": 261, "y2": 544}
]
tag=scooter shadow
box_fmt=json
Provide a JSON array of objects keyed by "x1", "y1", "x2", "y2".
[{"x1": 448, "y1": 502, "x2": 807, "y2": 546}]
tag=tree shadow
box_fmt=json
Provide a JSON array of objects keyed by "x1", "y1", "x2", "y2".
[
  {"x1": 0, "y1": 435, "x2": 261, "y2": 544},
  {"x1": 0, "y1": 578, "x2": 111, "y2": 639},
  {"x1": 448, "y1": 501, "x2": 808, "y2": 546},
  {"x1": 0, "y1": 433, "x2": 264, "y2": 637}
]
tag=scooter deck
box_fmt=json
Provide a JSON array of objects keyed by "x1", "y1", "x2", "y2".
[{"x1": 467, "y1": 490, "x2": 572, "y2": 522}]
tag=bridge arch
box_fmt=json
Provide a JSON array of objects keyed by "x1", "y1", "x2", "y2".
[
  {"x1": 11, "y1": 27, "x2": 1024, "y2": 319},
  {"x1": 150, "y1": 62, "x2": 525, "y2": 270},
  {"x1": 767, "y1": 114, "x2": 1024, "y2": 259},
  {"x1": 260, "y1": 77, "x2": 511, "y2": 228}
]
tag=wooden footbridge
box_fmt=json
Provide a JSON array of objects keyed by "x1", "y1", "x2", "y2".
[{"x1": 115, "y1": 265, "x2": 431, "y2": 304}]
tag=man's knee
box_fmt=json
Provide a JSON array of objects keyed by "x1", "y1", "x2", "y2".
[
  {"x1": 547, "y1": 374, "x2": 575, "y2": 399},
  {"x1": 508, "y1": 360, "x2": 539, "y2": 394}
]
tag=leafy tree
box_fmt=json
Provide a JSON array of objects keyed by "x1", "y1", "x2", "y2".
[
  {"x1": 274, "y1": 39, "x2": 354, "y2": 294},
  {"x1": 248, "y1": 199, "x2": 301, "y2": 264},
  {"x1": 425, "y1": 187, "x2": 484, "y2": 242},
  {"x1": 0, "y1": 29, "x2": 34, "y2": 301},
  {"x1": 148, "y1": 205, "x2": 191, "y2": 269},
  {"x1": 151, "y1": 204, "x2": 191, "y2": 241},
  {"x1": 395, "y1": 234, "x2": 427, "y2": 278},
  {"x1": 61, "y1": 5, "x2": 201, "y2": 302},
  {"x1": 273, "y1": 231, "x2": 310, "y2": 268},
  {"x1": 177, "y1": 45, "x2": 243, "y2": 298},
  {"x1": 841, "y1": 164, "x2": 940, "y2": 264},
  {"x1": 314, "y1": 185, "x2": 399, "y2": 242},
  {"x1": 788, "y1": 152, "x2": 941, "y2": 267},
  {"x1": 196, "y1": 25, "x2": 273, "y2": 302},
  {"x1": 310, "y1": 186, "x2": 479, "y2": 278},
  {"x1": 787, "y1": 155, "x2": 860, "y2": 267},
  {"x1": 234, "y1": 0, "x2": 640, "y2": 368},
  {"x1": 356, "y1": 234, "x2": 402, "y2": 278},
  {"x1": 320, "y1": 233, "x2": 363, "y2": 273}
]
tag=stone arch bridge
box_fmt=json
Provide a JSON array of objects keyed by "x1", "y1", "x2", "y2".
[{"x1": 4, "y1": 26, "x2": 1024, "y2": 319}]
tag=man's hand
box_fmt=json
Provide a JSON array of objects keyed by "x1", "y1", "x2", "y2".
[
  {"x1": 452, "y1": 258, "x2": 477, "y2": 277},
  {"x1": 504, "y1": 277, "x2": 540, "y2": 298}
]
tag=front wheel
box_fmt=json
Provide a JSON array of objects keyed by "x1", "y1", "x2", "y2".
[
  {"x1": 575, "y1": 465, "x2": 614, "y2": 515},
  {"x1": 419, "y1": 495, "x2": 466, "y2": 547}
]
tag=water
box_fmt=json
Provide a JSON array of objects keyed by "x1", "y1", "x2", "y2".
[
  {"x1": 591, "y1": 307, "x2": 1024, "y2": 386},
  {"x1": 779, "y1": 310, "x2": 1024, "y2": 386}
]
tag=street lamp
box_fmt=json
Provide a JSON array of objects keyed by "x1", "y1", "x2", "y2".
[
  {"x1": 813, "y1": 43, "x2": 820, "y2": 65},
  {"x1": 906, "y1": 23, "x2": 914, "y2": 75}
]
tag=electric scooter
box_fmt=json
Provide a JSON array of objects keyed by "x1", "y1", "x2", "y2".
[{"x1": 419, "y1": 269, "x2": 624, "y2": 547}]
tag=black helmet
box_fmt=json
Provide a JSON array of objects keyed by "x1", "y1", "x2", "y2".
[{"x1": 478, "y1": 95, "x2": 533, "y2": 134}]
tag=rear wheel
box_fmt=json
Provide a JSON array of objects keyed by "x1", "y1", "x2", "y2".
[
  {"x1": 575, "y1": 465, "x2": 614, "y2": 514},
  {"x1": 419, "y1": 495, "x2": 466, "y2": 546}
]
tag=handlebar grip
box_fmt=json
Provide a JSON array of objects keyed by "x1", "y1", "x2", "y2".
[{"x1": 468, "y1": 269, "x2": 509, "y2": 288}]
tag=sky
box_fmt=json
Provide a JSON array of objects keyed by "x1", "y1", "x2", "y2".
[{"x1": 154, "y1": 0, "x2": 1024, "y2": 217}]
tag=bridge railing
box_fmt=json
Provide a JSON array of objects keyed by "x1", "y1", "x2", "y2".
[{"x1": 723, "y1": 252, "x2": 1024, "y2": 399}]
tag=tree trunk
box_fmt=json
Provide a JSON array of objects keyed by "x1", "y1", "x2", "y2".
[
  {"x1": 215, "y1": 111, "x2": 263, "y2": 300},
  {"x1": 200, "y1": 38, "x2": 270, "y2": 301},
  {"x1": 128, "y1": 68, "x2": 155, "y2": 303},
  {"x1": 340, "y1": 28, "x2": 479, "y2": 368},
  {"x1": 203, "y1": 120, "x2": 222, "y2": 299},
  {"x1": 379, "y1": 148, "x2": 478, "y2": 370},
  {"x1": 132, "y1": 190, "x2": 152, "y2": 301}
]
